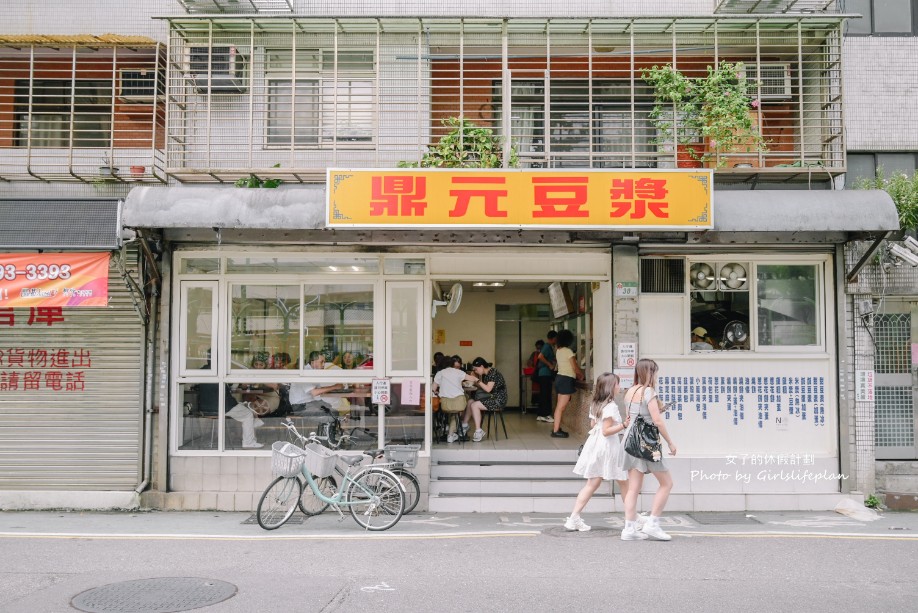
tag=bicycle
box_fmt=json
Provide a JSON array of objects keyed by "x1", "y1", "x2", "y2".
[
  {"x1": 287, "y1": 405, "x2": 375, "y2": 451},
  {"x1": 256, "y1": 438, "x2": 405, "y2": 531},
  {"x1": 282, "y1": 418, "x2": 421, "y2": 515}
]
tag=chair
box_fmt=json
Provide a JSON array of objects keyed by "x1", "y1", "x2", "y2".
[
  {"x1": 483, "y1": 404, "x2": 508, "y2": 441},
  {"x1": 191, "y1": 411, "x2": 219, "y2": 449}
]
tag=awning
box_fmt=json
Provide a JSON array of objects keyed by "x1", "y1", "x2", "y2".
[
  {"x1": 0, "y1": 200, "x2": 123, "y2": 250},
  {"x1": 123, "y1": 185, "x2": 899, "y2": 238},
  {"x1": 712, "y1": 190, "x2": 898, "y2": 234}
]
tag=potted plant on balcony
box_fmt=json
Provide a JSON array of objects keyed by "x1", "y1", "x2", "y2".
[
  {"x1": 399, "y1": 116, "x2": 519, "y2": 168},
  {"x1": 642, "y1": 64, "x2": 704, "y2": 167},
  {"x1": 643, "y1": 61, "x2": 767, "y2": 168}
]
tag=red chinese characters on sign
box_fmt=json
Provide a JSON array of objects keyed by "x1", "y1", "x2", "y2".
[
  {"x1": 609, "y1": 178, "x2": 670, "y2": 219},
  {"x1": 0, "y1": 307, "x2": 64, "y2": 327},
  {"x1": 0, "y1": 346, "x2": 90, "y2": 392},
  {"x1": 531, "y1": 177, "x2": 589, "y2": 218},
  {"x1": 448, "y1": 176, "x2": 508, "y2": 218},
  {"x1": 369, "y1": 176, "x2": 428, "y2": 216}
]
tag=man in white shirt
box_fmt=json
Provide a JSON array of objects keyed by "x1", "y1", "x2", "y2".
[{"x1": 289, "y1": 351, "x2": 344, "y2": 415}]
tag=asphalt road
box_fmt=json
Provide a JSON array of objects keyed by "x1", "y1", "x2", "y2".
[{"x1": 1, "y1": 511, "x2": 916, "y2": 612}]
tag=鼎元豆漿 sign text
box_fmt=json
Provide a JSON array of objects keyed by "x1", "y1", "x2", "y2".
[{"x1": 328, "y1": 169, "x2": 712, "y2": 229}]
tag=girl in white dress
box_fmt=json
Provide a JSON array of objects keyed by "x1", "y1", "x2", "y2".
[{"x1": 563, "y1": 372, "x2": 631, "y2": 532}]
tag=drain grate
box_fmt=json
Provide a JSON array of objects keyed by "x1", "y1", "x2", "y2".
[
  {"x1": 688, "y1": 513, "x2": 762, "y2": 525},
  {"x1": 71, "y1": 577, "x2": 236, "y2": 613},
  {"x1": 242, "y1": 513, "x2": 305, "y2": 525}
]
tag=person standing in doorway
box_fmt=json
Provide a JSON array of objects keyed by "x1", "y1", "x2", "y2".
[
  {"x1": 620, "y1": 358, "x2": 677, "y2": 541},
  {"x1": 551, "y1": 329, "x2": 584, "y2": 438},
  {"x1": 535, "y1": 330, "x2": 558, "y2": 423},
  {"x1": 564, "y1": 372, "x2": 630, "y2": 531}
]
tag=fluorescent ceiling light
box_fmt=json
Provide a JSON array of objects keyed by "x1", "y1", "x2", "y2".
[{"x1": 473, "y1": 281, "x2": 506, "y2": 288}]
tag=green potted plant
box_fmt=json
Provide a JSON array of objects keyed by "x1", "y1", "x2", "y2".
[
  {"x1": 642, "y1": 64, "x2": 704, "y2": 167},
  {"x1": 399, "y1": 116, "x2": 519, "y2": 168},
  {"x1": 643, "y1": 61, "x2": 768, "y2": 168}
]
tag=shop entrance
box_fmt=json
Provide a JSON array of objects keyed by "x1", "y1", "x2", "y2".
[{"x1": 431, "y1": 279, "x2": 604, "y2": 450}]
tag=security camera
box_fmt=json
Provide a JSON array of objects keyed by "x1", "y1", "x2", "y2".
[
  {"x1": 888, "y1": 244, "x2": 918, "y2": 267},
  {"x1": 903, "y1": 236, "x2": 918, "y2": 257}
]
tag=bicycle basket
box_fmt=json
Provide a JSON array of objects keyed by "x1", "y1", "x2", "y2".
[
  {"x1": 384, "y1": 444, "x2": 420, "y2": 468},
  {"x1": 304, "y1": 442, "x2": 338, "y2": 478},
  {"x1": 271, "y1": 441, "x2": 305, "y2": 478}
]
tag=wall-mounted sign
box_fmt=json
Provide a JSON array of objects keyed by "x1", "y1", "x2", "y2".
[
  {"x1": 371, "y1": 378, "x2": 391, "y2": 405},
  {"x1": 855, "y1": 370, "x2": 874, "y2": 402},
  {"x1": 615, "y1": 281, "x2": 638, "y2": 297},
  {"x1": 0, "y1": 252, "x2": 109, "y2": 307},
  {"x1": 328, "y1": 169, "x2": 713, "y2": 230},
  {"x1": 617, "y1": 342, "x2": 637, "y2": 368}
]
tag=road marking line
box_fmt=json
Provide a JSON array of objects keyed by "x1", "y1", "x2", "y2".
[
  {"x1": 669, "y1": 531, "x2": 918, "y2": 541},
  {"x1": 0, "y1": 530, "x2": 540, "y2": 541}
]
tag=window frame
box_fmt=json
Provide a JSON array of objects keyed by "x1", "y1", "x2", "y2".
[
  {"x1": 264, "y1": 48, "x2": 376, "y2": 149},
  {"x1": 845, "y1": 0, "x2": 918, "y2": 37},
  {"x1": 13, "y1": 78, "x2": 113, "y2": 148},
  {"x1": 684, "y1": 256, "x2": 829, "y2": 355}
]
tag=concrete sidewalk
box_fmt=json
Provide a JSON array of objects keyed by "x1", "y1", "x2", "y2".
[{"x1": 2, "y1": 508, "x2": 916, "y2": 540}]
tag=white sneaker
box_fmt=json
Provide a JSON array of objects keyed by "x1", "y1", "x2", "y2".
[
  {"x1": 564, "y1": 516, "x2": 591, "y2": 532},
  {"x1": 446, "y1": 433, "x2": 459, "y2": 443},
  {"x1": 472, "y1": 428, "x2": 486, "y2": 442},
  {"x1": 460, "y1": 423, "x2": 470, "y2": 437},
  {"x1": 242, "y1": 442, "x2": 264, "y2": 449},
  {"x1": 620, "y1": 525, "x2": 649, "y2": 541},
  {"x1": 635, "y1": 513, "x2": 648, "y2": 530},
  {"x1": 536, "y1": 416, "x2": 555, "y2": 423},
  {"x1": 641, "y1": 522, "x2": 672, "y2": 541}
]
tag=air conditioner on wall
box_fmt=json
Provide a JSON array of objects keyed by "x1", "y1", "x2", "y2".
[
  {"x1": 183, "y1": 45, "x2": 247, "y2": 94},
  {"x1": 740, "y1": 63, "x2": 792, "y2": 100},
  {"x1": 118, "y1": 69, "x2": 160, "y2": 103}
]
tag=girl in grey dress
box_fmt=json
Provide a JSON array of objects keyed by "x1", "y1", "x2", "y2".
[{"x1": 620, "y1": 359, "x2": 678, "y2": 542}]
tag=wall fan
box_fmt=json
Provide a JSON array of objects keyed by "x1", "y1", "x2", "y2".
[
  {"x1": 722, "y1": 320, "x2": 749, "y2": 349},
  {"x1": 718, "y1": 262, "x2": 749, "y2": 291},
  {"x1": 689, "y1": 262, "x2": 717, "y2": 290},
  {"x1": 432, "y1": 282, "x2": 463, "y2": 317}
]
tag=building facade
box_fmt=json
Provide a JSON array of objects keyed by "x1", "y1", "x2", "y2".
[{"x1": 1, "y1": 1, "x2": 904, "y2": 513}]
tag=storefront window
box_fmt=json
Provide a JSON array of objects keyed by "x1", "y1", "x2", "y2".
[
  {"x1": 231, "y1": 284, "x2": 300, "y2": 370},
  {"x1": 757, "y1": 264, "x2": 819, "y2": 346},
  {"x1": 226, "y1": 256, "x2": 379, "y2": 274},
  {"x1": 181, "y1": 284, "x2": 216, "y2": 372},
  {"x1": 303, "y1": 284, "x2": 374, "y2": 366},
  {"x1": 180, "y1": 258, "x2": 220, "y2": 274},
  {"x1": 178, "y1": 382, "x2": 221, "y2": 451}
]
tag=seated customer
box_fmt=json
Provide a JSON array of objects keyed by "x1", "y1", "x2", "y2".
[
  {"x1": 432, "y1": 355, "x2": 477, "y2": 443},
  {"x1": 461, "y1": 357, "x2": 508, "y2": 442},
  {"x1": 288, "y1": 351, "x2": 344, "y2": 415},
  {"x1": 691, "y1": 326, "x2": 715, "y2": 351}
]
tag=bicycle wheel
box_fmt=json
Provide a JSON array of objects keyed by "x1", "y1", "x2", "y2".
[
  {"x1": 298, "y1": 474, "x2": 338, "y2": 516},
  {"x1": 256, "y1": 476, "x2": 302, "y2": 530},
  {"x1": 346, "y1": 469, "x2": 405, "y2": 531},
  {"x1": 391, "y1": 468, "x2": 420, "y2": 514}
]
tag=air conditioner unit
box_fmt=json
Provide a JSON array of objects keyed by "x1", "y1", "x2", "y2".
[
  {"x1": 741, "y1": 63, "x2": 792, "y2": 100},
  {"x1": 184, "y1": 45, "x2": 247, "y2": 94},
  {"x1": 119, "y1": 69, "x2": 160, "y2": 103}
]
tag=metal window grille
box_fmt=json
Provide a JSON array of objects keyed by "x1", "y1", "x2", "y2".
[
  {"x1": 640, "y1": 258, "x2": 685, "y2": 294},
  {"x1": 875, "y1": 387, "x2": 915, "y2": 448},
  {"x1": 874, "y1": 313, "x2": 911, "y2": 374}
]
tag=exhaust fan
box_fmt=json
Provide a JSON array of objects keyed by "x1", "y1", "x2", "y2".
[
  {"x1": 718, "y1": 262, "x2": 749, "y2": 291},
  {"x1": 689, "y1": 262, "x2": 717, "y2": 290}
]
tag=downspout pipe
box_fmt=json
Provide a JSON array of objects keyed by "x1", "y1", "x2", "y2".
[{"x1": 135, "y1": 232, "x2": 160, "y2": 496}]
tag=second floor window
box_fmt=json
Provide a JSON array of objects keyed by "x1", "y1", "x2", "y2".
[
  {"x1": 14, "y1": 79, "x2": 112, "y2": 148},
  {"x1": 266, "y1": 49, "x2": 374, "y2": 147}
]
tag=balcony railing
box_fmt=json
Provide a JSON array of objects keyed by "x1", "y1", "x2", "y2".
[
  {"x1": 0, "y1": 35, "x2": 166, "y2": 183},
  {"x1": 163, "y1": 15, "x2": 846, "y2": 183}
]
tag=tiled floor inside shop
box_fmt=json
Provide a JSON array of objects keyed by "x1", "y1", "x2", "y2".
[{"x1": 433, "y1": 408, "x2": 582, "y2": 452}]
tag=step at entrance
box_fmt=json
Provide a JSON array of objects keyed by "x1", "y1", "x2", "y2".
[{"x1": 429, "y1": 449, "x2": 618, "y2": 513}]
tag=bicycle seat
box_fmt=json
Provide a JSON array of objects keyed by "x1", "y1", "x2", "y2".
[{"x1": 338, "y1": 454, "x2": 364, "y2": 467}]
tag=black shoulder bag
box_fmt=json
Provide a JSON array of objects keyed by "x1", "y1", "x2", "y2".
[{"x1": 623, "y1": 389, "x2": 663, "y2": 462}]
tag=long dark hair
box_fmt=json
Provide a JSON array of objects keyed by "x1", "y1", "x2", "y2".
[
  {"x1": 627, "y1": 358, "x2": 659, "y2": 404},
  {"x1": 589, "y1": 372, "x2": 620, "y2": 420}
]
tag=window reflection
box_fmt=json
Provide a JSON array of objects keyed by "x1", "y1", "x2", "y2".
[
  {"x1": 302, "y1": 284, "x2": 374, "y2": 366},
  {"x1": 231, "y1": 284, "x2": 300, "y2": 369},
  {"x1": 757, "y1": 265, "x2": 818, "y2": 346}
]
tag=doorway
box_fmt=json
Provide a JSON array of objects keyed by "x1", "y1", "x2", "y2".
[{"x1": 495, "y1": 304, "x2": 551, "y2": 409}]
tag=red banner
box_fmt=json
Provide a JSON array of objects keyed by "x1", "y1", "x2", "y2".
[{"x1": 0, "y1": 252, "x2": 110, "y2": 307}]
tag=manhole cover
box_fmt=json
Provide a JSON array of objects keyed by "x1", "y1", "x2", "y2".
[
  {"x1": 688, "y1": 513, "x2": 762, "y2": 525},
  {"x1": 542, "y1": 526, "x2": 617, "y2": 538},
  {"x1": 242, "y1": 513, "x2": 305, "y2": 525},
  {"x1": 71, "y1": 577, "x2": 236, "y2": 613}
]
